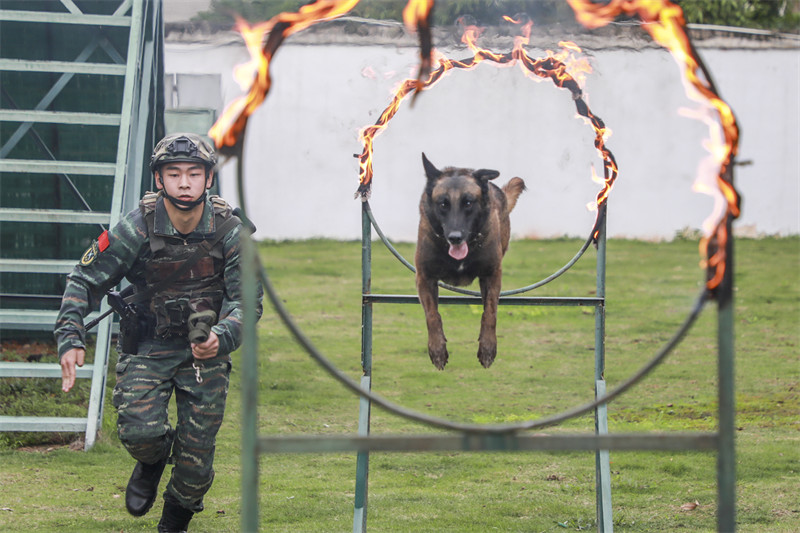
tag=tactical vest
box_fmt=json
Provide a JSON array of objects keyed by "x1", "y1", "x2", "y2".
[{"x1": 139, "y1": 192, "x2": 233, "y2": 339}]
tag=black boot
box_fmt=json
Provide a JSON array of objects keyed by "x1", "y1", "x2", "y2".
[
  {"x1": 125, "y1": 457, "x2": 167, "y2": 517},
  {"x1": 157, "y1": 498, "x2": 194, "y2": 533}
]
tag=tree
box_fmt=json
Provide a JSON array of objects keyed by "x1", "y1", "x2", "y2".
[
  {"x1": 676, "y1": 0, "x2": 800, "y2": 31},
  {"x1": 192, "y1": 0, "x2": 580, "y2": 26},
  {"x1": 193, "y1": 0, "x2": 800, "y2": 32}
]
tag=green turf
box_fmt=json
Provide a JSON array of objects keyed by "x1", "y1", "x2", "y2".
[{"x1": 1, "y1": 237, "x2": 797, "y2": 532}]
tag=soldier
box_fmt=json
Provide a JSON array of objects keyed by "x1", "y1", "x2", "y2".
[{"x1": 55, "y1": 133, "x2": 262, "y2": 532}]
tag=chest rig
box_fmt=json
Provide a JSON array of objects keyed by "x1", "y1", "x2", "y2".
[{"x1": 139, "y1": 192, "x2": 232, "y2": 339}]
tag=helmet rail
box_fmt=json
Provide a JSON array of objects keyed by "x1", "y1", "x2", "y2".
[{"x1": 150, "y1": 133, "x2": 218, "y2": 173}]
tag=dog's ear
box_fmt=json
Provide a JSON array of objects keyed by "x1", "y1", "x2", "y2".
[
  {"x1": 422, "y1": 152, "x2": 442, "y2": 181},
  {"x1": 474, "y1": 168, "x2": 500, "y2": 182}
]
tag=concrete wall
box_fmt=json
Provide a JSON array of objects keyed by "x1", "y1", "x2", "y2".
[{"x1": 165, "y1": 35, "x2": 799, "y2": 241}]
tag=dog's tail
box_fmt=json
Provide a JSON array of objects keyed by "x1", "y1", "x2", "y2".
[{"x1": 502, "y1": 177, "x2": 526, "y2": 214}]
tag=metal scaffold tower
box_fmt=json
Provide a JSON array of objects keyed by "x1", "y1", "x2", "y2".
[{"x1": 0, "y1": 0, "x2": 165, "y2": 450}]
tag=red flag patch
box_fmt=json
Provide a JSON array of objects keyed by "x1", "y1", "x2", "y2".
[{"x1": 97, "y1": 230, "x2": 110, "y2": 252}]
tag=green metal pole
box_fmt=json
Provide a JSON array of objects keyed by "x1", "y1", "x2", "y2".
[
  {"x1": 241, "y1": 234, "x2": 260, "y2": 533},
  {"x1": 717, "y1": 218, "x2": 736, "y2": 532},
  {"x1": 353, "y1": 201, "x2": 373, "y2": 532},
  {"x1": 594, "y1": 211, "x2": 607, "y2": 380},
  {"x1": 594, "y1": 208, "x2": 613, "y2": 532}
]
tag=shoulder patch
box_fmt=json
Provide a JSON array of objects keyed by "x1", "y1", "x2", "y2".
[
  {"x1": 97, "y1": 230, "x2": 110, "y2": 252},
  {"x1": 139, "y1": 191, "x2": 160, "y2": 215},
  {"x1": 80, "y1": 241, "x2": 100, "y2": 266},
  {"x1": 210, "y1": 195, "x2": 232, "y2": 217}
]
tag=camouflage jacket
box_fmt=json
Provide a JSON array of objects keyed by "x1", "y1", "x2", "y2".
[{"x1": 54, "y1": 192, "x2": 262, "y2": 359}]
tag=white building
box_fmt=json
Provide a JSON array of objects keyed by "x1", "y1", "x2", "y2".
[{"x1": 163, "y1": 10, "x2": 799, "y2": 241}]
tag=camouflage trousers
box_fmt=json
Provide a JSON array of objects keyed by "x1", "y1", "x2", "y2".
[{"x1": 112, "y1": 338, "x2": 231, "y2": 513}]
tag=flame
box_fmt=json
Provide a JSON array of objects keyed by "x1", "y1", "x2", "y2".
[
  {"x1": 586, "y1": 164, "x2": 606, "y2": 211},
  {"x1": 208, "y1": 18, "x2": 272, "y2": 150},
  {"x1": 402, "y1": 0, "x2": 435, "y2": 99},
  {"x1": 356, "y1": 18, "x2": 619, "y2": 232},
  {"x1": 403, "y1": 0, "x2": 434, "y2": 32},
  {"x1": 209, "y1": 0, "x2": 435, "y2": 151},
  {"x1": 554, "y1": 41, "x2": 593, "y2": 87},
  {"x1": 208, "y1": 0, "x2": 361, "y2": 151},
  {"x1": 567, "y1": 0, "x2": 741, "y2": 291},
  {"x1": 209, "y1": 1, "x2": 731, "y2": 290}
]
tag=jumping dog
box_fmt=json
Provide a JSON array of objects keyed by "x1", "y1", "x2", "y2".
[{"x1": 415, "y1": 153, "x2": 526, "y2": 369}]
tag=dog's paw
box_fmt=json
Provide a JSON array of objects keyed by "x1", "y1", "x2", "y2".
[
  {"x1": 428, "y1": 345, "x2": 449, "y2": 370},
  {"x1": 477, "y1": 343, "x2": 496, "y2": 368}
]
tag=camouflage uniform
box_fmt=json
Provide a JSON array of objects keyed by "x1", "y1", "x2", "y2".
[{"x1": 54, "y1": 191, "x2": 262, "y2": 513}]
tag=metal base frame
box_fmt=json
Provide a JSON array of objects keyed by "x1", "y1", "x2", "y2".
[{"x1": 353, "y1": 203, "x2": 613, "y2": 532}]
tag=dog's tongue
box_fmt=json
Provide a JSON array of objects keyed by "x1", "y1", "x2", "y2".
[{"x1": 448, "y1": 242, "x2": 469, "y2": 260}]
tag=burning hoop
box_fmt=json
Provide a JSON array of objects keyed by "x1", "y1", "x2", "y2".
[{"x1": 355, "y1": 18, "x2": 618, "y2": 244}]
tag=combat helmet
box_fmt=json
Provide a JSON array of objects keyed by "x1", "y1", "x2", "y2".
[
  {"x1": 150, "y1": 133, "x2": 217, "y2": 173},
  {"x1": 150, "y1": 133, "x2": 217, "y2": 211}
]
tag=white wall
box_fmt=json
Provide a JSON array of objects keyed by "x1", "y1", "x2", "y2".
[{"x1": 165, "y1": 37, "x2": 799, "y2": 241}]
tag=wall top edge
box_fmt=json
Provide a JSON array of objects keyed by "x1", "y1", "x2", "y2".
[{"x1": 165, "y1": 19, "x2": 800, "y2": 51}]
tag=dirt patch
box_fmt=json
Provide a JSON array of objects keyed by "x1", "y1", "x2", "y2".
[
  {"x1": 0, "y1": 339, "x2": 58, "y2": 362},
  {"x1": 16, "y1": 439, "x2": 83, "y2": 453}
]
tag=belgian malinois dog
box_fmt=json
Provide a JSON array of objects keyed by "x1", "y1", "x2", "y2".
[{"x1": 415, "y1": 153, "x2": 526, "y2": 370}]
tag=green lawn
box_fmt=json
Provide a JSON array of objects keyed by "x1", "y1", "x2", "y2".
[{"x1": 1, "y1": 237, "x2": 798, "y2": 532}]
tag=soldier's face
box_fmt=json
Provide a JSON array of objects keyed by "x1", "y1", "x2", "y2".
[{"x1": 156, "y1": 162, "x2": 212, "y2": 202}]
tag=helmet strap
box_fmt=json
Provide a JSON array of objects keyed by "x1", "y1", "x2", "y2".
[
  {"x1": 162, "y1": 190, "x2": 207, "y2": 211},
  {"x1": 154, "y1": 168, "x2": 210, "y2": 211}
]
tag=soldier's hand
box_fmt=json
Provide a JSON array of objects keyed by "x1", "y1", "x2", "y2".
[
  {"x1": 192, "y1": 331, "x2": 219, "y2": 360},
  {"x1": 61, "y1": 348, "x2": 85, "y2": 392}
]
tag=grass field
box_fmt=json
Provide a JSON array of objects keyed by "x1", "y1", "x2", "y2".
[{"x1": 1, "y1": 237, "x2": 798, "y2": 532}]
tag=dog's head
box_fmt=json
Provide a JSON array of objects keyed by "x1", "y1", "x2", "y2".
[{"x1": 421, "y1": 153, "x2": 499, "y2": 260}]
